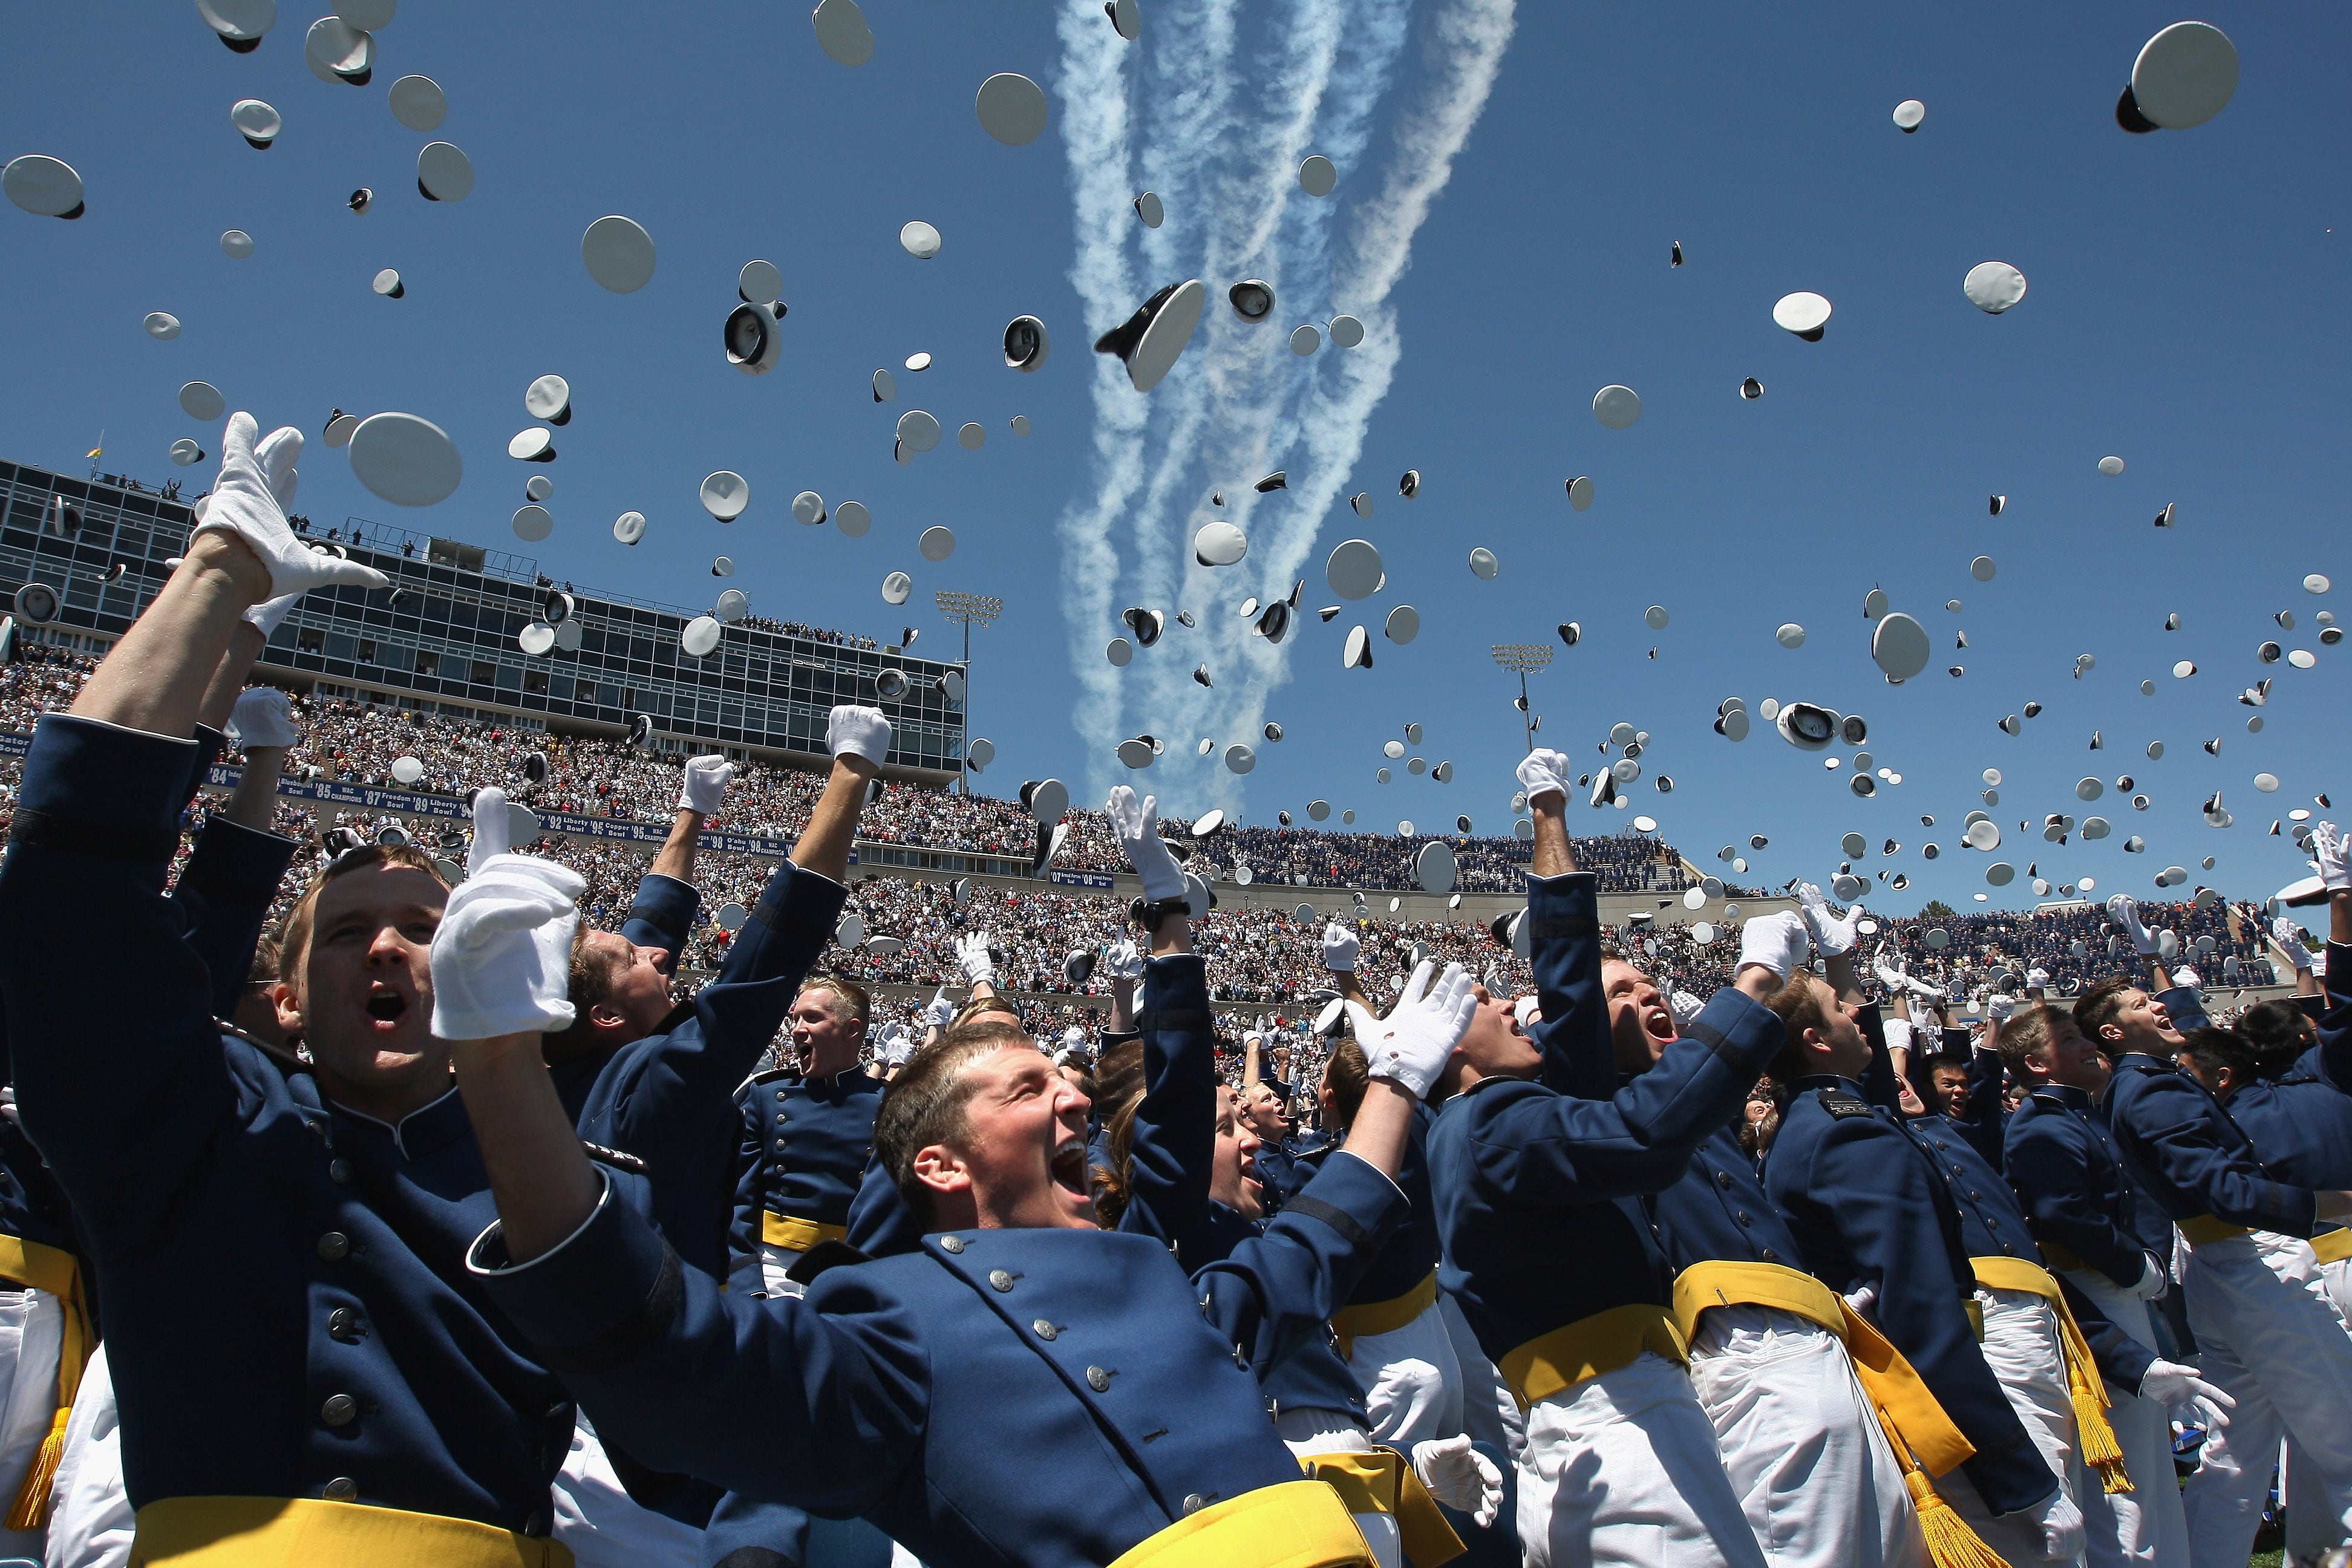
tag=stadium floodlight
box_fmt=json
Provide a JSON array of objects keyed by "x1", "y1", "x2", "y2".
[
  {"x1": 1492, "y1": 643, "x2": 1553, "y2": 754},
  {"x1": 936, "y1": 591, "x2": 1002, "y2": 793}
]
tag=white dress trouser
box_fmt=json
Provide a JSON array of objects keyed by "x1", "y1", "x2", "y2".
[
  {"x1": 1344, "y1": 1296, "x2": 1463, "y2": 1448},
  {"x1": 0, "y1": 1287, "x2": 62, "y2": 1563},
  {"x1": 42, "y1": 1344, "x2": 127, "y2": 1568},
  {"x1": 1684, "y1": 1305, "x2": 1927, "y2": 1568},
  {"x1": 1941, "y1": 1285, "x2": 2088, "y2": 1568},
  {"x1": 1276, "y1": 1407, "x2": 1403, "y2": 1568},
  {"x1": 2284, "y1": 1251, "x2": 2352, "y2": 1561},
  {"x1": 2178, "y1": 1229, "x2": 2352, "y2": 1566},
  {"x1": 1439, "y1": 1292, "x2": 1524, "y2": 1468},
  {"x1": 547, "y1": 1410, "x2": 704, "y2": 1568},
  {"x1": 1517, "y1": 1350, "x2": 1766, "y2": 1568},
  {"x1": 2059, "y1": 1267, "x2": 2191, "y2": 1568}
]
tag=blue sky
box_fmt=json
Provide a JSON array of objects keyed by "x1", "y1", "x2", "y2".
[{"x1": 1, "y1": 1, "x2": 2345, "y2": 913}]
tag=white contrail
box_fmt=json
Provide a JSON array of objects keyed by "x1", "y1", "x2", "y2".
[{"x1": 1054, "y1": 0, "x2": 1515, "y2": 814}]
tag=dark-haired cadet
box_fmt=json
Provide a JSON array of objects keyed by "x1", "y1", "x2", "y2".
[
  {"x1": 1998, "y1": 1002, "x2": 2228, "y2": 1567},
  {"x1": 2077, "y1": 874, "x2": 2352, "y2": 1567},
  {"x1": 1759, "y1": 965, "x2": 2082, "y2": 1566},
  {"x1": 441, "y1": 783, "x2": 1481, "y2": 1568},
  {"x1": 1428, "y1": 751, "x2": 1800, "y2": 1568}
]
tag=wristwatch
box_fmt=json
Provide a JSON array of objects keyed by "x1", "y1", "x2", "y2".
[{"x1": 1131, "y1": 896, "x2": 1191, "y2": 933}]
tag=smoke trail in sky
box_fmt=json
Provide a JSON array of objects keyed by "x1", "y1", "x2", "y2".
[{"x1": 1055, "y1": 0, "x2": 1516, "y2": 815}]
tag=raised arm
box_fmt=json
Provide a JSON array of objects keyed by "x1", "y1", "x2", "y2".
[
  {"x1": 573, "y1": 711, "x2": 886, "y2": 1257},
  {"x1": 1517, "y1": 751, "x2": 1612, "y2": 1100},
  {"x1": 5, "y1": 416, "x2": 382, "y2": 1235},
  {"x1": 1475, "y1": 913, "x2": 1803, "y2": 1203}
]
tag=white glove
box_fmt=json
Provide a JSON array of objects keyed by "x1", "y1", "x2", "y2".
[
  {"x1": 2026, "y1": 966, "x2": 2049, "y2": 990},
  {"x1": 227, "y1": 686, "x2": 299, "y2": 749},
  {"x1": 1103, "y1": 938, "x2": 1145, "y2": 982},
  {"x1": 429, "y1": 792, "x2": 584, "y2": 1040},
  {"x1": 1410, "y1": 1435, "x2": 1502, "y2": 1529},
  {"x1": 826, "y1": 704, "x2": 892, "y2": 766},
  {"x1": 1987, "y1": 993, "x2": 2017, "y2": 1023},
  {"x1": 1883, "y1": 1017, "x2": 1915, "y2": 1054},
  {"x1": 244, "y1": 588, "x2": 303, "y2": 638},
  {"x1": 2139, "y1": 1358, "x2": 2235, "y2": 1425},
  {"x1": 956, "y1": 932, "x2": 996, "y2": 988},
  {"x1": 878, "y1": 1024, "x2": 917, "y2": 1067},
  {"x1": 194, "y1": 414, "x2": 387, "y2": 598},
  {"x1": 1105, "y1": 786, "x2": 1186, "y2": 902},
  {"x1": 2005, "y1": 1485, "x2": 2083, "y2": 1567},
  {"x1": 1515, "y1": 748, "x2": 1573, "y2": 808},
  {"x1": 679, "y1": 754, "x2": 733, "y2": 814},
  {"x1": 1361, "y1": 961, "x2": 1477, "y2": 1098},
  {"x1": 2314, "y1": 821, "x2": 2352, "y2": 890},
  {"x1": 1669, "y1": 990, "x2": 1704, "y2": 1030},
  {"x1": 1872, "y1": 946, "x2": 1908, "y2": 993},
  {"x1": 2272, "y1": 918, "x2": 2314, "y2": 972},
  {"x1": 2130, "y1": 1252, "x2": 2167, "y2": 1300},
  {"x1": 920, "y1": 987, "x2": 955, "y2": 1030},
  {"x1": 1736, "y1": 910, "x2": 1812, "y2": 982},
  {"x1": 2106, "y1": 894, "x2": 2158, "y2": 955},
  {"x1": 1795, "y1": 882, "x2": 1864, "y2": 958},
  {"x1": 1322, "y1": 921, "x2": 1361, "y2": 973},
  {"x1": 1842, "y1": 1282, "x2": 1877, "y2": 1318},
  {"x1": 2171, "y1": 965, "x2": 2201, "y2": 990}
]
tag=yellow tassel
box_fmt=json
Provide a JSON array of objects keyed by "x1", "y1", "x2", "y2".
[
  {"x1": 4, "y1": 1406, "x2": 68, "y2": 1530},
  {"x1": 2072, "y1": 1380, "x2": 2132, "y2": 1494},
  {"x1": 1905, "y1": 1468, "x2": 2014, "y2": 1568}
]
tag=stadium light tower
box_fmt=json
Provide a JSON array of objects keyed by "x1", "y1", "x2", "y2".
[
  {"x1": 936, "y1": 590, "x2": 1002, "y2": 794},
  {"x1": 1491, "y1": 643, "x2": 1552, "y2": 755}
]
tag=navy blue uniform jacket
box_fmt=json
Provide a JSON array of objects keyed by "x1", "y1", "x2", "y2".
[
  {"x1": 0, "y1": 712, "x2": 617, "y2": 1533},
  {"x1": 472, "y1": 1111, "x2": 1410, "y2": 1567},
  {"x1": 1429, "y1": 871, "x2": 1786, "y2": 1373}
]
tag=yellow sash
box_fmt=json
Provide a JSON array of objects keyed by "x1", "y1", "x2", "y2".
[
  {"x1": 1106, "y1": 1480, "x2": 1373, "y2": 1568},
  {"x1": 1498, "y1": 1303, "x2": 1686, "y2": 1410},
  {"x1": 1299, "y1": 1450, "x2": 1465, "y2": 1568},
  {"x1": 1970, "y1": 1257, "x2": 2131, "y2": 1494},
  {"x1": 2313, "y1": 1229, "x2": 2352, "y2": 1266},
  {"x1": 2177, "y1": 1214, "x2": 2249, "y2": 1246},
  {"x1": 2034, "y1": 1239, "x2": 2086, "y2": 1274},
  {"x1": 130, "y1": 1497, "x2": 575, "y2": 1567},
  {"x1": 1330, "y1": 1270, "x2": 1437, "y2": 1359},
  {"x1": 1672, "y1": 1261, "x2": 1976, "y2": 1478},
  {"x1": 0, "y1": 1234, "x2": 91, "y2": 1529},
  {"x1": 762, "y1": 1212, "x2": 847, "y2": 1252}
]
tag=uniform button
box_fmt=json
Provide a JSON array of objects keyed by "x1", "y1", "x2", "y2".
[
  {"x1": 1968, "y1": 1191, "x2": 1981, "y2": 1200},
  {"x1": 1736, "y1": 1211, "x2": 1751, "y2": 1226},
  {"x1": 316, "y1": 1232, "x2": 350, "y2": 1262},
  {"x1": 1182, "y1": 1493, "x2": 1208, "y2": 1515},
  {"x1": 988, "y1": 1269, "x2": 1015, "y2": 1292},
  {"x1": 321, "y1": 1394, "x2": 358, "y2": 1427},
  {"x1": 322, "y1": 1477, "x2": 358, "y2": 1503},
  {"x1": 1760, "y1": 1248, "x2": 1782, "y2": 1264},
  {"x1": 1086, "y1": 1365, "x2": 1112, "y2": 1392},
  {"x1": 1715, "y1": 1170, "x2": 1733, "y2": 1189},
  {"x1": 774, "y1": 1140, "x2": 787, "y2": 1152},
  {"x1": 776, "y1": 1113, "x2": 788, "y2": 1125},
  {"x1": 1032, "y1": 1319, "x2": 1058, "y2": 1341},
  {"x1": 939, "y1": 1235, "x2": 965, "y2": 1253},
  {"x1": 327, "y1": 1307, "x2": 364, "y2": 1342},
  {"x1": 328, "y1": 1158, "x2": 353, "y2": 1185}
]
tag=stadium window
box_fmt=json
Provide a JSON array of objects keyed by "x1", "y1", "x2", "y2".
[
  {"x1": 469, "y1": 661, "x2": 494, "y2": 685},
  {"x1": 414, "y1": 650, "x2": 439, "y2": 677},
  {"x1": 524, "y1": 671, "x2": 549, "y2": 695},
  {"x1": 297, "y1": 626, "x2": 324, "y2": 653},
  {"x1": 357, "y1": 639, "x2": 378, "y2": 663}
]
